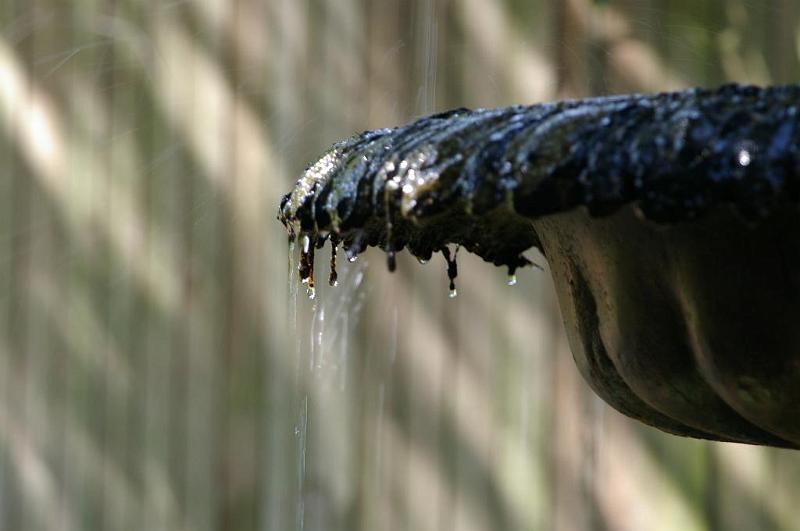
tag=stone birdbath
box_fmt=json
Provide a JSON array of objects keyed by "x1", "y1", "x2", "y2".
[{"x1": 279, "y1": 83, "x2": 800, "y2": 449}]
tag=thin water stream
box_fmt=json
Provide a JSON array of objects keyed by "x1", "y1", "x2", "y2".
[
  {"x1": 289, "y1": 239, "x2": 370, "y2": 531},
  {"x1": 285, "y1": 234, "x2": 572, "y2": 530}
]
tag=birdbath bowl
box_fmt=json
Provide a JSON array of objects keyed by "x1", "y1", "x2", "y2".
[{"x1": 279, "y1": 84, "x2": 800, "y2": 448}]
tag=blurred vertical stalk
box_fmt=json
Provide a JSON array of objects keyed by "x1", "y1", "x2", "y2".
[
  {"x1": 219, "y1": 0, "x2": 272, "y2": 527},
  {"x1": 553, "y1": 0, "x2": 580, "y2": 96},
  {"x1": 0, "y1": 0, "x2": 10, "y2": 520},
  {"x1": 94, "y1": 1, "x2": 117, "y2": 527},
  {"x1": 63, "y1": 0, "x2": 100, "y2": 527},
  {"x1": 23, "y1": 1, "x2": 53, "y2": 525},
  {"x1": 0, "y1": 1, "x2": 27, "y2": 529},
  {"x1": 764, "y1": 0, "x2": 800, "y2": 82},
  {"x1": 182, "y1": 1, "x2": 222, "y2": 529},
  {"x1": 101, "y1": 1, "x2": 140, "y2": 528},
  {"x1": 264, "y1": 0, "x2": 308, "y2": 530},
  {"x1": 142, "y1": 3, "x2": 180, "y2": 528}
]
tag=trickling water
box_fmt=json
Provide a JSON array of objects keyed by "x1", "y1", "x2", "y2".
[
  {"x1": 288, "y1": 236, "x2": 374, "y2": 531},
  {"x1": 295, "y1": 396, "x2": 308, "y2": 531},
  {"x1": 288, "y1": 238, "x2": 308, "y2": 531},
  {"x1": 329, "y1": 238, "x2": 339, "y2": 287}
]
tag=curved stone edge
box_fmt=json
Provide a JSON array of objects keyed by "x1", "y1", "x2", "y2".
[{"x1": 278, "y1": 83, "x2": 800, "y2": 289}]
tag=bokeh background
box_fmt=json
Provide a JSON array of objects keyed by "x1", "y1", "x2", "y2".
[{"x1": 1, "y1": 0, "x2": 800, "y2": 530}]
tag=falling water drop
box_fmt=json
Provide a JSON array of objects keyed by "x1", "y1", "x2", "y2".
[
  {"x1": 507, "y1": 274, "x2": 517, "y2": 286},
  {"x1": 295, "y1": 395, "x2": 308, "y2": 531},
  {"x1": 329, "y1": 238, "x2": 339, "y2": 287},
  {"x1": 386, "y1": 249, "x2": 397, "y2": 272},
  {"x1": 442, "y1": 245, "x2": 459, "y2": 298},
  {"x1": 737, "y1": 148, "x2": 752, "y2": 167},
  {"x1": 299, "y1": 232, "x2": 316, "y2": 294},
  {"x1": 348, "y1": 255, "x2": 358, "y2": 263}
]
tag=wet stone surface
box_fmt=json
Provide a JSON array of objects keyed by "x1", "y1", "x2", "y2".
[{"x1": 279, "y1": 83, "x2": 800, "y2": 288}]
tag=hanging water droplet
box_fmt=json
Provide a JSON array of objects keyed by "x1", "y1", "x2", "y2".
[
  {"x1": 442, "y1": 246, "x2": 459, "y2": 298},
  {"x1": 507, "y1": 274, "x2": 517, "y2": 286},
  {"x1": 348, "y1": 255, "x2": 358, "y2": 263},
  {"x1": 329, "y1": 237, "x2": 339, "y2": 287},
  {"x1": 386, "y1": 249, "x2": 397, "y2": 272},
  {"x1": 737, "y1": 148, "x2": 752, "y2": 167},
  {"x1": 417, "y1": 257, "x2": 428, "y2": 265},
  {"x1": 307, "y1": 286, "x2": 316, "y2": 300}
]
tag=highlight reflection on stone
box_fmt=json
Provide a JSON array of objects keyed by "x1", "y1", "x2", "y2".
[{"x1": 279, "y1": 83, "x2": 800, "y2": 448}]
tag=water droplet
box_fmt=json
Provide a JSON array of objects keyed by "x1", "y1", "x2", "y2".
[
  {"x1": 442, "y1": 246, "x2": 459, "y2": 297},
  {"x1": 329, "y1": 238, "x2": 339, "y2": 287},
  {"x1": 386, "y1": 250, "x2": 397, "y2": 272},
  {"x1": 417, "y1": 257, "x2": 428, "y2": 265},
  {"x1": 348, "y1": 255, "x2": 358, "y2": 263},
  {"x1": 737, "y1": 149, "x2": 752, "y2": 167},
  {"x1": 507, "y1": 274, "x2": 517, "y2": 286},
  {"x1": 307, "y1": 286, "x2": 316, "y2": 300}
]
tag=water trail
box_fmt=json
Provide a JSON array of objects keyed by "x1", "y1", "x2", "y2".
[
  {"x1": 290, "y1": 236, "x2": 370, "y2": 530},
  {"x1": 329, "y1": 238, "x2": 338, "y2": 287},
  {"x1": 295, "y1": 396, "x2": 308, "y2": 531},
  {"x1": 288, "y1": 237, "x2": 307, "y2": 531},
  {"x1": 288, "y1": 238, "x2": 298, "y2": 337},
  {"x1": 416, "y1": 0, "x2": 438, "y2": 114}
]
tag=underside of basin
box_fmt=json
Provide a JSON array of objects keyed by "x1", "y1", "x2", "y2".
[{"x1": 535, "y1": 204, "x2": 800, "y2": 448}]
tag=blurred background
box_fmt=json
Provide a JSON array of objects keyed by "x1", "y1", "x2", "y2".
[{"x1": 1, "y1": 0, "x2": 800, "y2": 530}]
